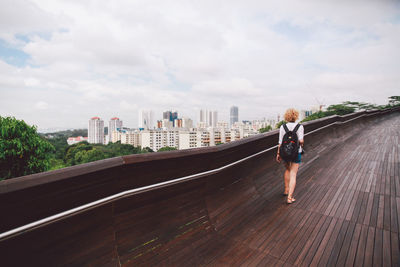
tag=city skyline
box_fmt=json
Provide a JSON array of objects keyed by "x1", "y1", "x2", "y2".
[{"x1": 1, "y1": 1, "x2": 399, "y2": 130}]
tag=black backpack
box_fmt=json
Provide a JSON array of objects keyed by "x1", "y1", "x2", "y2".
[{"x1": 280, "y1": 124, "x2": 301, "y2": 162}]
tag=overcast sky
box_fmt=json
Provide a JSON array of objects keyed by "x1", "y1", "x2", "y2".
[{"x1": 0, "y1": 0, "x2": 399, "y2": 130}]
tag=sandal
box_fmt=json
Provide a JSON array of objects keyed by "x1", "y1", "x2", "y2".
[
  {"x1": 287, "y1": 196, "x2": 296, "y2": 204},
  {"x1": 283, "y1": 188, "x2": 289, "y2": 196}
]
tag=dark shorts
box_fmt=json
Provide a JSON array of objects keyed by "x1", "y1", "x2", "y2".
[
  {"x1": 285, "y1": 153, "x2": 301, "y2": 164},
  {"x1": 294, "y1": 153, "x2": 302, "y2": 163}
]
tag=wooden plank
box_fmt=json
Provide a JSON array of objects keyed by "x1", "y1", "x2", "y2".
[
  {"x1": 397, "y1": 197, "x2": 400, "y2": 234},
  {"x1": 346, "y1": 190, "x2": 361, "y2": 221},
  {"x1": 391, "y1": 175, "x2": 396, "y2": 201},
  {"x1": 261, "y1": 209, "x2": 310, "y2": 254},
  {"x1": 363, "y1": 192, "x2": 375, "y2": 226},
  {"x1": 391, "y1": 232, "x2": 400, "y2": 267},
  {"x1": 335, "y1": 221, "x2": 356, "y2": 266},
  {"x1": 370, "y1": 194, "x2": 380, "y2": 227},
  {"x1": 310, "y1": 218, "x2": 343, "y2": 266},
  {"x1": 377, "y1": 195, "x2": 385, "y2": 229},
  {"x1": 383, "y1": 230, "x2": 391, "y2": 267},
  {"x1": 326, "y1": 220, "x2": 350, "y2": 266},
  {"x1": 301, "y1": 217, "x2": 336, "y2": 266},
  {"x1": 344, "y1": 223, "x2": 362, "y2": 266},
  {"x1": 251, "y1": 208, "x2": 297, "y2": 250},
  {"x1": 384, "y1": 195, "x2": 391, "y2": 231},
  {"x1": 335, "y1": 188, "x2": 356, "y2": 219},
  {"x1": 373, "y1": 228, "x2": 383, "y2": 266},
  {"x1": 391, "y1": 197, "x2": 399, "y2": 234},
  {"x1": 291, "y1": 214, "x2": 327, "y2": 265},
  {"x1": 354, "y1": 225, "x2": 369, "y2": 267},
  {"x1": 354, "y1": 192, "x2": 368, "y2": 223},
  {"x1": 279, "y1": 213, "x2": 321, "y2": 262},
  {"x1": 364, "y1": 226, "x2": 376, "y2": 267}
]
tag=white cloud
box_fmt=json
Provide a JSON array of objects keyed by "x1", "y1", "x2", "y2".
[
  {"x1": 34, "y1": 101, "x2": 49, "y2": 110},
  {"x1": 0, "y1": 0, "x2": 399, "y2": 129}
]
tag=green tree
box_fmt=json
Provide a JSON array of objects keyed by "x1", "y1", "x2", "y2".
[
  {"x1": 326, "y1": 104, "x2": 355, "y2": 115},
  {"x1": 259, "y1": 125, "x2": 272, "y2": 133},
  {"x1": 388, "y1": 96, "x2": 400, "y2": 106},
  {"x1": 106, "y1": 141, "x2": 143, "y2": 155},
  {"x1": 64, "y1": 142, "x2": 93, "y2": 166},
  {"x1": 275, "y1": 120, "x2": 287, "y2": 129},
  {"x1": 74, "y1": 148, "x2": 106, "y2": 164},
  {"x1": 0, "y1": 116, "x2": 54, "y2": 180},
  {"x1": 301, "y1": 111, "x2": 334, "y2": 123},
  {"x1": 47, "y1": 136, "x2": 69, "y2": 160},
  {"x1": 141, "y1": 147, "x2": 154, "y2": 153},
  {"x1": 158, "y1": 146, "x2": 177, "y2": 152}
]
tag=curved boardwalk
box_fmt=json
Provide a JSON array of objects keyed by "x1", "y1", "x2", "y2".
[
  {"x1": 1, "y1": 112, "x2": 398, "y2": 266},
  {"x1": 204, "y1": 114, "x2": 400, "y2": 266}
]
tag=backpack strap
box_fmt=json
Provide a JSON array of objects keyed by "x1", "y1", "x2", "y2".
[
  {"x1": 283, "y1": 124, "x2": 289, "y2": 133},
  {"x1": 293, "y1": 124, "x2": 301, "y2": 133}
]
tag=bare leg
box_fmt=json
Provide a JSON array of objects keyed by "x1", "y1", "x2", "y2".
[
  {"x1": 284, "y1": 163, "x2": 290, "y2": 194},
  {"x1": 288, "y1": 163, "x2": 299, "y2": 199}
]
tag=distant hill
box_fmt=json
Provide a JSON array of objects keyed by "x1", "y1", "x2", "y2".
[{"x1": 41, "y1": 129, "x2": 88, "y2": 138}]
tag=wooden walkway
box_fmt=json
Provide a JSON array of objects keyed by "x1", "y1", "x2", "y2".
[{"x1": 202, "y1": 115, "x2": 400, "y2": 266}]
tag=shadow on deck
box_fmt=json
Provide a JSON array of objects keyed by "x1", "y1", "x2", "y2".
[{"x1": 0, "y1": 108, "x2": 399, "y2": 266}]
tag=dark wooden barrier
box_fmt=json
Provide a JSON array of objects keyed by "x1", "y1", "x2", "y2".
[{"x1": 0, "y1": 107, "x2": 398, "y2": 266}]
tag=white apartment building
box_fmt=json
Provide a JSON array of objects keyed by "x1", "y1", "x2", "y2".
[
  {"x1": 111, "y1": 131, "x2": 122, "y2": 143},
  {"x1": 111, "y1": 123, "x2": 261, "y2": 151},
  {"x1": 121, "y1": 131, "x2": 140, "y2": 147},
  {"x1": 196, "y1": 121, "x2": 207, "y2": 129},
  {"x1": 217, "y1": 121, "x2": 229, "y2": 129},
  {"x1": 88, "y1": 117, "x2": 104, "y2": 144},
  {"x1": 178, "y1": 131, "x2": 202, "y2": 149},
  {"x1": 109, "y1": 117, "x2": 123, "y2": 135},
  {"x1": 178, "y1": 128, "x2": 236, "y2": 149},
  {"x1": 200, "y1": 131, "x2": 211, "y2": 147},
  {"x1": 140, "y1": 130, "x2": 179, "y2": 151}
]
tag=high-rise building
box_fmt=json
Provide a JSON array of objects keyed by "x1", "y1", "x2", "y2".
[
  {"x1": 88, "y1": 117, "x2": 104, "y2": 144},
  {"x1": 174, "y1": 118, "x2": 183, "y2": 128},
  {"x1": 211, "y1": 111, "x2": 218, "y2": 127},
  {"x1": 109, "y1": 117, "x2": 123, "y2": 134},
  {"x1": 200, "y1": 109, "x2": 218, "y2": 127},
  {"x1": 163, "y1": 110, "x2": 178, "y2": 126},
  {"x1": 182, "y1": 117, "x2": 193, "y2": 129},
  {"x1": 199, "y1": 109, "x2": 207, "y2": 124},
  {"x1": 230, "y1": 106, "x2": 239, "y2": 127},
  {"x1": 139, "y1": 110, "x2": 154, "y2": 129}
]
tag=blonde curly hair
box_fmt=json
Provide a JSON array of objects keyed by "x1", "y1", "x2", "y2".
[{"x1": 284, "y1": 108, "x2": 299, "y2": 122}]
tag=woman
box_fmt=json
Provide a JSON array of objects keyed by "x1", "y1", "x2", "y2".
[{"x1": 276, "y1": 108, "x2": 304, "y2": 204}]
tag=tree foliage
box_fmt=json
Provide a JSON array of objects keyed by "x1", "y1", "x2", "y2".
[
  {"x1": 301, "y1": 97, "x2": 400, "y2": 123},
  {"x1": 301, "y1": 111, "x2": 332, "y2": 122},
  {"x1": 275, "y1": 120, "x2": 287, "y2": 129},
  {"x1": 259, "y1": 125, "x2": 272, "y2": 133},
  {"x1": 158, "y1": 146, "x2": 177, "y2": 152},
  {"x1": 47, "y1": 136, "x2": 69, "y2": 160},
  {"x1": 64, "y1": 141, "x2": 151, "y2": 166},
  {"x1": 388, "y1": 96, "x2": 400, "y2": 106},
  {"x1": 0, "y1": 116, "x2": 54, "y2": 180},
  {"x1": 326, "y1": 104, "x2": 355, "y2": 115}
]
